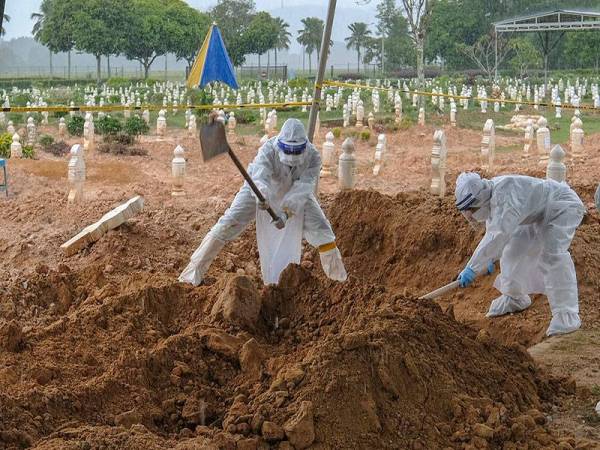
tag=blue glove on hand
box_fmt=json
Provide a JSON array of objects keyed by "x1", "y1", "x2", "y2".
[
  {"x1": 458, "y1": 266, "x2": 476, "y2": 288},
  {"x1": 487, "y1": 261, "x2": 495, "y2": 275}
]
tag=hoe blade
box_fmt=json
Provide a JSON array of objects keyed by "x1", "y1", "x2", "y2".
[{"x1": 200, "y1": 121, "x2": 230, "y2": 162}]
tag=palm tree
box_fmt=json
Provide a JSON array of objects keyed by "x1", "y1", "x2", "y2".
[
  {"x1": 0, "y1": 14, "x2": 9, "y2": 36},
  {"x1": 297, "y1": 17, "x2": 324, "y2": 74},
  {"x1": 31, "y1": 11, "x2": 53, "y2": 77},
  {"x1": 345, "y1": 22, "x2": 371, "y2": 73},
  {"x1": 273, "y1": 17, "x2": 291, "y2": 69}
]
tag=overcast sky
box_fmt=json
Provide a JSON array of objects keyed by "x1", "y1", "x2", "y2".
[{"x1": 3, "y1": 0, "x2": 378, "y2": 42}]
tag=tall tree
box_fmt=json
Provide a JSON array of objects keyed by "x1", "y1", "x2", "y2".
[
  {"x1": 345, "y1": 22, "x2": 371, "y2": 72},
  {"x1": 297, "y1": 17, "x2": 324, "y2": 74},
  {"x1": 121, "y1": 0, "x2": 171, "y2": 79},
  {"x1": 398, "y1": 0, "x2": 436, "y2": 108},
  {"x1": 73, "y1": 0, "x2": 126, "y2": 83},
  {"x1": 563, "y1": 31, "x2": 600, "y2": 72},
  {"x1": 509, "y1": 37, "x2": 541, "y2": 78},
  {"x1": 273, "y1": 17, "x2": 291, "y2": 68},
  {"x1": 245, "y1": 12, "x2": 278, "y2": 69},
  {"x1": 166, "y1": 2, "x2": 211, "y2": 76},
  {"x1": 209, "y1": 0, "x2": 256, "y2": 67}
]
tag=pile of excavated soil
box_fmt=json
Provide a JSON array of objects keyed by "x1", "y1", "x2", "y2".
[
  {"x1": 2, "y1": 189, "x2": 599, "y2": 449},
  {"x1": 325, "y1": 188, "x2": 600, "y2": 347},
  {"x1": 0, "y1": 264, "x2": 578, "y2": 449}
]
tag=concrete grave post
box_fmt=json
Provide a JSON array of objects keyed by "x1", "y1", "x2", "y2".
[
  {"x1": 356, "y1": 100, "x2": 364, "y2": 128},
  {"x1": 67, "y1": 144, "x2": 86, "y2": 204},
  {"x1": 338, "y1": 138, "x2": 356, "y2": 190},
  {"x1": 227, "y1": 112, "x2": 237, "y2": 135},
  {"x1": 172, "y1": 145, "x2": 186, "y2": 197},
  {"x1": 157, "y1": 110, "x2": 167, "y2": 137},
  {"x1": 431, "y1": 129, "x2": 447, "y2": 197},
  {"x1": 536, "y1": 117, "x2": 551, "y2": 166},
  {"x1": 10, "y1": 133, "x2": 22, "y2": 158},
  {"x1": 320, "y1": 131, "x2": 336, "y2": 178},
  {"x1": 481, "y1": 119, "x2": 495, "y2": 172},
  {"x1": 546, "y1": 145, "x2": 566, "y2": 183},
  {"x1": 58, "y1": 118, "x2": 67, "y2": 139},
  {"x1": 570, "y1": 118, "x2": 584, "y2": 162}
]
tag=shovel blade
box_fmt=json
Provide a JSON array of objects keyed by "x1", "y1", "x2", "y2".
[{"x1": 200, "y1": 121, "x2": 230, "y2": 162}]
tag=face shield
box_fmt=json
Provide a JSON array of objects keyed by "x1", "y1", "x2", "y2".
[{"x1": 277, "y1": 118, "x2": 308, "y2": 167}]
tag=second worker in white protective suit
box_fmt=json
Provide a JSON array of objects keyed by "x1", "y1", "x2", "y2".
[
  {"x1": 179, "y1": 118, "x2": 347, "y2": 286},
  {"x1": 455, "y1": 172, "x2": 585, "y2": 336}
]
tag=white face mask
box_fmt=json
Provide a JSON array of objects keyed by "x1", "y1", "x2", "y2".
[{"x1": 279, "y1": 151, "x2": 305, "y2": 167}]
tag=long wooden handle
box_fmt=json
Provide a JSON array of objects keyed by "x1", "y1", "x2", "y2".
[
  {"x1": 227, "y1": 148, "x2": 280, "y2": 222},
  {"x1": 419, "y1": 280, "x2": 460, "y2": 300}
]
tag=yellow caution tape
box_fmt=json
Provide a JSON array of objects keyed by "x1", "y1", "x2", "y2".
[{"x1": 1, "y1": 101, "x2": 313, "y2": 114}]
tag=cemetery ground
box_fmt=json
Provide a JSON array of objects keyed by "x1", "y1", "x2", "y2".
[{"x1": 1, "y1": 106, "x2": 600, "y2": 449}]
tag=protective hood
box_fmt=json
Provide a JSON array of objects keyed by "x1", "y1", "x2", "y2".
[
  {"x1": 455, "y1": 172, "x2": 493, "y2": 211},
  {"x1": 277, "y1": 118, "x2": 308, "y2": 166}
]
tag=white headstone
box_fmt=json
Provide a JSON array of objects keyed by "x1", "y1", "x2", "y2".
[
  {"x1": 320, "y1": 131, "x2": 336, "y2": 178},
  {"x1": 172, "y1": 145, "x2": 186, "y2": 197},
  {"x1": 546, "y1": 145, "x2": 566, "y2": 183},
  {"x1": 338, "y1": 138, "x2": 356, "y2": 190},
  {"x1": 431, "y1": 129, "x2": 447, "y2": 197},
  {"x1": 67, "y1": 144, "x2": 86, "y2": 204},
  {"x1": 481, "y1": 119, "x2": 495, "y2": 172},
  {"x1": 10, "y1": 133, "x2": 22, "y2": 158}
]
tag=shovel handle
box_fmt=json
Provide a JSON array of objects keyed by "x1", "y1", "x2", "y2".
[
  {"x1": 227, "y1": 148, "x2": 280, "y2": 222},
  {"x1": 419, "y1": 280, "x2": 460, "y2": 300}
]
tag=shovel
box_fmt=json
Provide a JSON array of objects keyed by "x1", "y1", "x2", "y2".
[
  {"x1": 419, "y1": 280, "x2": 460, "y2": 300},
  {"x1": 199, "y1": 116, "x2": 283, "y2": 227},
  {"x1": 419, "y1": 265, "x2": 492, "y2": 300}
]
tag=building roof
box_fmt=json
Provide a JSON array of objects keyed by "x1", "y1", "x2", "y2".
[{"x1": 494, "y1": 8, "x2": 600, "y2": 32}]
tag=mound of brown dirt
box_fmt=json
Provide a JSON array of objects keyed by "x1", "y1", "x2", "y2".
[
  {"x1": 0, "y1": 261, "x2": 577, "y2": 449},
  {"x1": 324, "y1": 188, "x2": 600, "y2": 347},
  {"x1": 2, "y1": 188, "x2": 598, "y2": 449}
]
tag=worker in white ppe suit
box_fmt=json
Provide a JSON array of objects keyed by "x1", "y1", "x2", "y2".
[
  {"x1": 455, "y1": 172, "x2": 585, "y2": 336},
  {"x1": 179, "y1": 118, "x2": 347, "y2": 286}
]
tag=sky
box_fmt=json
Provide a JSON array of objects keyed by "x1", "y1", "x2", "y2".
[{"x1": 2, "y1": 0, "x2": 378, "y2": 46}]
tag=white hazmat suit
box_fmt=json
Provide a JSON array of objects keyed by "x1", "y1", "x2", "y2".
[
  {"x1": 455, "y1": 173, "x2": 585, "y2": 336},
  {"x1": 179, "y1": 118, "x2": 347, "y2": 286}
]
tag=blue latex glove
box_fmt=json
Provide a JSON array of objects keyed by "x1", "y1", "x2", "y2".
[
  {"x1": 458, "y1": 266, "x2": 476, "y2": 288},
  {"x1": 487, "y1": 261, "x2": 495, "y2": 275}
]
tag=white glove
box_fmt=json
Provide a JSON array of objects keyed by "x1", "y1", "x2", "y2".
[{"x1": 319, "y1": 247, "x2": 347, "y2": 282}]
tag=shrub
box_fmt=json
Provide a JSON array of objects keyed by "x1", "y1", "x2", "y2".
[
  {"x1": 104, "y1": 133, "x2": 135, "y2": 145},
  {"x1": 53, "y1": 111, "x2": 68, "y2": 119},
  {"x1": 399, "y1": 116, "x2": 414, "y2": 130},
  {"x1": 98, "y1": 143, "x2": 148, "y2": 156},
  {"x1": 332, "y1": 127, "x2": 342, "y2": 139},
  {"x1": 360, "y1": 130, "x2": 371, "y2": 141},
  {"x1": 96, "y1": 115, "x2": 122, "y2": 136},
  {"x1": 8, "y1": 113, "x2": 23, "y2": 125},
  {"x1": 43, "y1": 141, "x2": 70, "y2": 157},
  {"x1": 288, "y1": 77, "x2": 310, "y2": 89},
  {"x1": 22, "y1": 145, "x2": 35, "y2": 159},
  {"x1": 67, "y1": 116, "x2": 85, "y2": 136},
  {"x1": 0, "y1": 133, "x2": 12, "y2": 158},
  {"x1": 39, "y1": 134, "x2": 55, "y2": 148},
  {"x1": 124, "y1": 115, "x2": 149, "y2": 137},
  {"x1": 232, "y1": 109, "x2": 258, "y2": 124}
]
